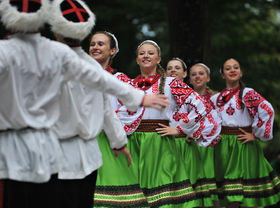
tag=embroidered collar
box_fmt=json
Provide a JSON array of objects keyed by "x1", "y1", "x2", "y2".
[
  {"x1": 133, "y1": 73, "x2": 160, "y2": 91},
  {"x1": 217, "y1": 86, "x2": 240, "y2": 107},
  {"x1": 200, "y1": 90, "x2": 211, "y2": 102},
  {"x1": 105, "y1": 65, "x2": 114, "y2": 74}
]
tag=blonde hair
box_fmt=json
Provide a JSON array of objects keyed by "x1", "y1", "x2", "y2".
[
  {"x1": 137, "y1": 40, "x2": 165, "y2": 94},
  {"x1": 190, "y1": 63, "x2": 217, "y2": 95}
]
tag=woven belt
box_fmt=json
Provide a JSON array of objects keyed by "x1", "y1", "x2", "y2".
[
  {"x1": 221, "y1": 126, "x2": 252, "y2": 135},
  {"x1": 175, "y1": 133, "x2": 187, "y2": 138},
  {"x1": 135, "y1": 120, "x2": 169, "y2": 132}
]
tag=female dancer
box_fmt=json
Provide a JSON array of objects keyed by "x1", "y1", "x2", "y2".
[
  {"x1": 93, "y1": 40, "x2": 222, "y2": 207},
  {"x1": 211, "y1": 58, "x2": 280, "y2": 207},
  {"x1": 89, "y1": 31, "x2": 150, "y2": 205},
  {"x1": 89, "y1": 31, "x2": 118, "y2": 74},
  {"x1": 189, "y1": 63, "x2": 219, "y2": 207},
  {"x1": 166, "y1": 57, "x2": 187, "y2": 82},
  {"x1": 162, "y1": 60, "x2": 220, "y2": 206}
]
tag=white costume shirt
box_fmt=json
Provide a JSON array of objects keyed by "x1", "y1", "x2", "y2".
[
  {"x1": 53, "y1": 47, "x2": 128, "y2": 179},
  {"x1": 211, "y1": 87, "x2": 274, "y2": 141},
  {"x1": 0, "y1": 33, "x2": 144, "y2": 182}
]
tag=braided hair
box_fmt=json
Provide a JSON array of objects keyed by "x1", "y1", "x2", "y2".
[{"x1": 156, "y1": 64, "x2": 166, "y2": 95}]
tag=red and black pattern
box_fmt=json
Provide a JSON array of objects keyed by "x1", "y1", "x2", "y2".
[
  {"x1": 243, "y1": 90, "x2": 265, "y2": 117},
  {"x1": 208, "y1": 136, "x2": 219, "y2": 147},
  {"x1": 116, "y1": 73, "x2": 136, "y2": 87},
  {"x1": 192, "y1": 119, "x2": 205, "y2": 139},
  {"x1": 226, "y1": 104, "x2": 235, "y2": 115},
  {"x1": 10, "y1": 0, "x2": 41, "y2": 13},
  {"x1": 206, "y1": 113, "x2": 218, "y2": 138},
  {"x1": 133, "y1": 73, "x2": 160, "y2": 91},
  {"x1": 169, "y1": 79, "x2": 194, "y2": 107},
  {"x1": 260, "y1": 102, "x2": 273, "y2": 138},
  {"x1": 173, "y1": 112, "x2": 189, "y2": 123},
  {"x1": 257, "y1": 116, "x2": 264, "y2": 128},
  {"x1": 105, "y1": 65, "x2": 114, "y2": 74},
  {"x1": 123, "y1": 111, "x2": 144, "y2": 134},
  {"x1": 201, "y1": 90, "x2": 215, "y2": 109},
  {"x1": 61, "y1": 0, "x2": 89, "y2": 22},
  {"x1": 176, "y1": 125, "x2": 185, "y2": 136},
  {"x1": 151, "y1": 80, "x2": 159, "y2": 93},
  {"x1": 217, "y1": 86, "x2": 241, "y2": 108}
]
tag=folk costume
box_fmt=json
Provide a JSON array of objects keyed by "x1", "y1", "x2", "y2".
[
  {"x1": 170, "y1": 88, "x2": 219, "y2": 206},
  {"x1": 0, "y1": 0, "x2": 145, "y2": 207},
  {"x1": 196, "y1": 90, "x2": 219, "y2": 203},
  {"x1": 211, "y1": 86, "x2": 280, "y2": 207},
  {"x1": 94, "y1": 71, "x2": 222, "y2": 208},
  {"x1": 49, "y1": 1, "x2": 143, "y2": 207}
]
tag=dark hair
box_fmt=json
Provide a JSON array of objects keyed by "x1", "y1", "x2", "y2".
[
  {"x1": 169, "y1": 57, "x2": 187, "y2": 72},
  {"x1": 90, "y1": 31, "x2": 118, "y2": 65},
  {"x1": 221, "y1": 58, "x2": 245, "y2": 108},
  {"x1": 92, "y1": 31, "x2": 117, "y2": 51}
]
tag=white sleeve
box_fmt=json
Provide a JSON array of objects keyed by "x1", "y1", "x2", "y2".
[
  {"x1": 176, "y1": 93, "x2": 222, "y2": 147},
  {"x1": 169, "y1": 79, "x2": 221, "y2": 147},
  {"x1": 62, "y1": 51, "x2": 144, "y2": 112},
  {"x1": 103, "y1": 94, "x2": 127, "y2": 149},
  {"x1": 243, "y1": 89, "x2": 274, "y2": 141}
]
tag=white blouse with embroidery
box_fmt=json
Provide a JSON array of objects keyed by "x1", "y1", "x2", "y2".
[
  {"x1": 211, "y1": 87, "x2": 274, "y2": 141},
  {"x1": 113, "y1": 73, "x2": 222, "y2": 147}
]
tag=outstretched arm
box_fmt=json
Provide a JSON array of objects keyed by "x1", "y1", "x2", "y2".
[{"x1": 65, "y1": 50, "x2": 169, "y2": 112}]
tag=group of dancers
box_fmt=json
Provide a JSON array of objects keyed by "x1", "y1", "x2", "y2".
[
  {"x1": 92, "y1": 34, "x2": 280, "y2": 208},
  {"x1": 0, "y1": 0, "x2": 279, "y2": 208}
]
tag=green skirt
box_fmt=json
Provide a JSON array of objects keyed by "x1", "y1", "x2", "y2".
[
  {"x1": 94, "y1": 131, "x2": 215, "y2": 207},
  {"x1": 195, "y1": 142, "x2": 218, "y2": 202},
  {"x1": 214, "y1": 134, "x2": 280, "y2": 207}
]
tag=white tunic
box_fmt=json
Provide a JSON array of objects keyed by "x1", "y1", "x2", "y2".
[
  {"x1": 54, "y1": 47, "x2": 128, "y2": 179},
  {"x1": 211, "y1": 87, "x2": 274, "y2": 141},
  {"x1": 0, "y1": 33, "x2": 144, "y2": 182}
]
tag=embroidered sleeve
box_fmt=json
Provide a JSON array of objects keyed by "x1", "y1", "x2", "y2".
[
  {"x1": 243, "y1": 90, "x2": 274, "y2": 140},
  {"x1": 113, "y1": 72, "x2": 145, "y2": 135},
  {"x1": 169, "y1": 79, "x2": 222, "y2": 147},
  {"x1": 115, "y1": 72, "x2": 137, "y2": 88},
  {"x1": 115, "y1": 106, "x2": 145, "y2": 135}
]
